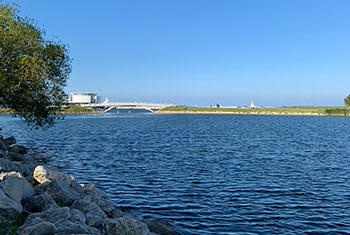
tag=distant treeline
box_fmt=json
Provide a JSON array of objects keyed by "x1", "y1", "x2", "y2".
[{"x1": 324, "y1": 108, "x2": 350, "y2": 116}]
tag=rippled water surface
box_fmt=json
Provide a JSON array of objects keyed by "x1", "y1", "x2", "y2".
[{"x1": 1, "y1": 114, "x2": 350, "y2": 234}]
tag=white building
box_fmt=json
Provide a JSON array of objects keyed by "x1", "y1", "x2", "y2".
[
  {"x1": 250, "y1": 101, "x2": 256, "y2": 109},
  {"x1": 68, "y1": 92, "x2": 101, "y2": 104}
]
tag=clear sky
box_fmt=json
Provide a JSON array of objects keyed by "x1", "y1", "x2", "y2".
[{"x1": 8, "y1": 0, "x2": 350, "y2": 106}]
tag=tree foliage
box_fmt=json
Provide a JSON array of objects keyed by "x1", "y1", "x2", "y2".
[
  {"x1": 0, "y1": 4, "x2": 71, "y2": 128},
  {"x1": 344, "y1": 94, "x2": 350, "y2": 108}
]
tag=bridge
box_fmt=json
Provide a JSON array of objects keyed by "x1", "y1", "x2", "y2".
[{"x1": 80, "y1": 102, "x2": 173, "y2": 113}]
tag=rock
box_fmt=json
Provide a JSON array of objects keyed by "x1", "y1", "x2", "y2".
[
  {"x1": 0, "y1": 151, "x2": 6, "y2": 159},
  {"x1": 33, "y1": 165, "x2": 74, "y2": 185},
  {"x1": 18, "y1": 220, "x2": 57, "y2": 235},
  {"x1": 2, "y1": 136, "x2": 16, "y2": 147},
  {"x1": 0, "y1": 187, "x2": 22, "y2": 220},
  {"x1": 35, "y1": 180, "x2": 79, "y2": 207},
  {"x1": 106, "y1": 216, "x2": 151, "y2": 235},
  {"x1": 72, "y1": 183, "x2": 115, "y2": 217},
  {"x1": 16, "y1": 145, "x2": 28, "y2": 155},
  {"x1": 0, "y1": 158, "x2": 31, "y2": 177},
  {"x1": 71, "y1": 200, "x2": 107, "y2": 230},
  {"x1": 58, "y1": 221, "x2": 100, "y2": 234},
  {"x1": 19, "y1": 161, "x2": 38, "y2": 185},
  {"x1": 0, "y1": 140, "x2": 8, "y2": 153},
  {"x1": 112, "y1": 209, "x2": 123, "y2": 218},
  {"x1": 7, "y1": 144, "x2": 28, "y2": 160},
  {"x1": 8, "y1": 150, "x2": 23, "y2": 161},
  {"x1": 19, "y1": 205, "x2": 100, "y2": 235},
  {"x1": 70, "y1": 208, "x2": 86, "y2": 225},
  {"x1": 145, "y1": 220, "x2": 180, "y2": 235},
  {"x1": 23, "y1": 193, "x2": 56, "y2": 213},
  {"x1": 0, "y1": 171, "x2": 35, "y2": 204}
]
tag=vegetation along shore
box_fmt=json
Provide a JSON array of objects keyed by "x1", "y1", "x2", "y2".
[
  {"x1": 159, "y1": 106, "x2": 350, "y2": 117},
  {"x1": 2, "y1": 106, "x2": 349, "y2": 117}
]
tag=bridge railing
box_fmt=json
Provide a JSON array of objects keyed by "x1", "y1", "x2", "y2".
[{"x1": 80, "y1": 102, "x2": 173, "y2": 107}]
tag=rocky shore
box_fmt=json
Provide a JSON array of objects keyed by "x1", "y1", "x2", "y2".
[{"x1": 0, "y1": 134, "x2": 180, "y2": 235}]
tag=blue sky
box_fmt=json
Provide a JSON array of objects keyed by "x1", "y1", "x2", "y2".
[{"x1": 9, "y1": 0, "x2": 350, "y2": 106}]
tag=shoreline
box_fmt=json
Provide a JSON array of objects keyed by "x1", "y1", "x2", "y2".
[
  {"x1": 158, "y1": 110, "x2": 327, "y2": 117},
  {"x1": 2, "y1": 106, "x2": 350, "y2": 118},
  {"x1": 158, "y1": 106, "x2": 350, "y2": 117},
  {"x1": 0, "y1": 134, "x2": 180, "y2": 234},
  {"x1": 158, "y1": 111, "x2": 350, "y2": 117}
]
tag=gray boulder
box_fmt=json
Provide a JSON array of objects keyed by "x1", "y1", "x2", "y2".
[
  {"x1": 19, "y1": 219, "x2": 57, "y2": 235},
  {"x1": 57, "y1": 221, "x2": 100, "y2": 235},
  {"x1": 13, "y1": 145, "x2": 28, "y2": 155},
  {"x1": 0, "y1": 171, "x2": 35, "y2": 204},
  {"x1": 106, "y1": 216, "x2": 151, "y2": 235},
  {"x1": 21, "y1": 161, "x2": 40, "y2": 183},
  {"x1": 0, "y1": 140, "x2": 8, "y2": 154},
  {"x1": 0, "y1": 187, "x2": 22, "y2": 220},
  {"x1": 71, "y1": 199, "x2": 107, "y2": 230},
  {"x1": 145, "y1": 220, "x2": 180, "y2": 235},
  {"x1": 23, "y1": 193, "x2": 56, "y2": 213},
  {"x1": 33, "y1": 165, "x2": 74, "y2": 185},
  {"x1": 35, "y1": 180, "x2": 79, "y2": 207},
  {"x1": 0, "y1": 151, "x2": 6, "y2": 160},
  {"x1": 70, "y1": 208, "x2": 86, "y2": 225},
  {"x1": 112, "y1": 209, "x2": 123, "y2": 218},
  {"x1": 72, "y1": 183, "x2": 115, "y2": 217},
  {"x1": 0, "y1": 158, "x2": 31, "y2": 177},
  {"x1": 2, "y1": 136, "x2": 16, "y2": 148},
  {"x1": 19, "y1": 205, "x2": 100, "y2": 235},
  {"x1": 8, "y1": 150, "x2": 23, "y2": 161}
]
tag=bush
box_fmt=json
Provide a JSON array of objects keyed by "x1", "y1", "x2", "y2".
[{"x1": 325, "y1": 108, "x2": 350, "y2": 116}]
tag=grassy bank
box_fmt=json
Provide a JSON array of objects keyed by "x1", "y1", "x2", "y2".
[
  {"x1": 60, "y1": 106, "x2": 99, "y2": 114},
  {"x1": 0, "y1": 108, "x2": 11, "y2": 114},
  {"x1": 160, "y1": 106, "x2": 350, "y2": 117}
]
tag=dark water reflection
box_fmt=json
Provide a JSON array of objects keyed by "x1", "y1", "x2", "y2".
[{"x1": 1, "y1": 114, "x2": 350, "y2": 234}]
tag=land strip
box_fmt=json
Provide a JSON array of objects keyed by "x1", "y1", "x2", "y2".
[
  {"x1": 159, "y1": 106, "x2": 350, "y2": 117},
  {"x1": 2, "y1": 106, "x2": 349, "y2": 117}
]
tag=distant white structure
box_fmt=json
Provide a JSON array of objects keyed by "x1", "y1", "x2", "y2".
[
  {"x1": 68, "y1": 92, "x2": 101, "y2": 104},
  {"x1": 103, "y1": 97, "x2": 109, "y2": 104},
  {"x1": 250, "y1": 101, "x2": 256, "y2": 109}
]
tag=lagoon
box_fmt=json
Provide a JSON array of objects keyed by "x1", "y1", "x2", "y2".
[{"x1": 1, "y1": 114, "x2": 350, "y2": 234}]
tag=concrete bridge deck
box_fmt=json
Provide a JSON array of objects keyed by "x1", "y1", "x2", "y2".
[{"x1": 80, "y1": 102, "x2": 172, "y2": 113}]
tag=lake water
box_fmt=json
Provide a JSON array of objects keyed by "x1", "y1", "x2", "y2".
[{"x1": 1, "y1": 113, "x2": 350, "y2": 234}]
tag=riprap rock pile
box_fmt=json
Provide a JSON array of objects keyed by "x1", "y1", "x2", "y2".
[{"x1": 0, "y1": 135, "x2": 180, "y2": 235}]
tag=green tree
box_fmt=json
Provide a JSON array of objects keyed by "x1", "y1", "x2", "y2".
[
  {"x1": 0, "y1": 4, "x2": 71, "y2": 128},
  {"x1": 345, "y1": 94, "x2": 350, "y2": 108}
]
